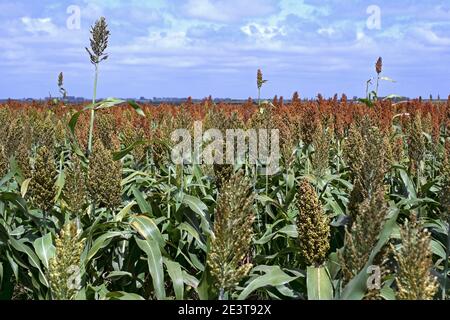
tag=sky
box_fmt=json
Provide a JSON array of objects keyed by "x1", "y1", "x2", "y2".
[{"x1": 0, "y1": 0, "x2": 449, "y2": 99}]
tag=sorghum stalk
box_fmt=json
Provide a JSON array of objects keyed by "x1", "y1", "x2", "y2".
[
  {"x1": 85, "y1": 17, "x2": 110, "y2": 156},
  {"x1": 87, "y1": 63, "x2": 98, "y2": 155}
]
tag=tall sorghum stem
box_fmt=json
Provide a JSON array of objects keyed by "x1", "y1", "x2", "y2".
[
  {"x1": 258, "y1": 88, "x2": 261, "y2": 106},
  {"x1": 167, "y1": 166, "x2": 171, "y2": 219},
  {"x1": 375, "y1": 76, "x2": 380, "y2": 99},
  {"x1": 87, "y1": 64, "x2": 98, "y2": 155}
]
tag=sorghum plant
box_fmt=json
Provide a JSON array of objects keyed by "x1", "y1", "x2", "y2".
[
  {"x1": 341, "y1": 187, "x2": 387, "y2": 283},
  {"x1": 296, "y1": 179, "x2": 330, "y2": 267},
  {"x1": 392, "y1": 215, "x2": 438, "y2": 300},
  {"x1": 58, "y1": 72, "x2": 67, "y2": 99},
  {"x1": 256, "y1": 69, "x2": 267, "y2": 106},
  {"x1": 48, "y1": 221, "x2": 85, "y2": 300},
  {"x1": 29, "y1": 146, "x2": 57, "y2": 216},
  {"x1": 63, "y1": 157, "x2": 88, "y2": 217},
  {"x1": 86, "y1": 17, "x2": 110, "y2": 155},
  {"x1": 87, "y1": 140, "x2": 122, "y2": 211},
  {"x1": 207, "y1": 171, "x2": 255, "y2": 298}
]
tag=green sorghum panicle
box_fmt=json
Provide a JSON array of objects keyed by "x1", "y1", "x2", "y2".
[
  {"x1": 0, "y1": 146, "x2": 8, "y2": 178},
  {"x1": 64, "y1": 157, "x2": 88, "y2": 216},
  {"x1": 341, "y1": 187, "x2": 387, "y2": 283},
  {"x1": 207, "y1": 171, "x2": 255, "y2": 291},
  {"x1": 29, "y1": 146, "x2": 57, "y2": 213},
  {"x1": 296, "y1": 179, "x2": 330, "y2": 267},
  {"x1": 49, "y1": 222, "x2": 85, "y2": 300},
  {"x1": 392, "y1": 215, "x2": 438, "y2": 300},
  {"x1": 86, "y1": 17, "x2": 110, "y2": 65},
  {"x1": 87, "y1": 140, "x2": 122, "y2": 211}
]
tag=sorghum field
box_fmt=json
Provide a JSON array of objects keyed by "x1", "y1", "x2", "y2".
[
  {"x1": 0, "y1": 96, "x2": 449, "y2": 300},
  {"x1": 1, "y1": 17, "x2": 450, "y2": 301}
]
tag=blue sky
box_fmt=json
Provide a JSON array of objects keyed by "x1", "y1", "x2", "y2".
[{"x1": 0, "y1": 0, "x2": 449, "y2": 99}]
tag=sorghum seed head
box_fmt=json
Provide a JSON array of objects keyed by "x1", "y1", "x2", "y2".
[
  {"x1": 296, "y1": 179, "x2": 330, "y2": 267},
  {"x1": 376, "y1": 57, "x2": 383, "y2": 75},
  {"x1": 341, "y1": 187, "x2": 387, "y2": 283},
  {"x1": 87, "y1": 140, "x2": 122, "y2": 211},
  {"x1": 63, "y1": 157, "x2": 88, "y2": 217},
  {"x1": 392, "y1": 215, "x2": 438, "y2": 300},
  {"x1": 256, "y1": 69, "x2": 267, "y2": 89},
  {"x1": 207, "y1": 171, "x2": 255, "y2": 291},
  {"x1": 48, "y1": 221, "x2": 85, "y2": 300},
  {"x1": 86, "y1": 17, "x2": 110, "y2": 65},
  {"x1": 0, "y1": 145, "x2": 8, "y2": 178},
  {"x1": 29, "y1": 146, "x2": 57, "y2": 213},
  {"x1": 58, "y1": 72, "x2": 63, "y2": 88}
]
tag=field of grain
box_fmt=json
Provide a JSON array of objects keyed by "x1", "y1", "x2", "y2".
[{"x1": 0, "y1": 96, "x2": 449, "y2": 300}]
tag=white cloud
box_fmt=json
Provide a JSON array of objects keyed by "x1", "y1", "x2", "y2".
[
  {"x1": 241, "y1": 23, "x2": 286, "y2": 40},
  {"x1": 318, "y1": 27, "x2": 336, "y2": 36},
  {"x1": 183, "y1": 0, "x2": 276, "y2": 22},
  {"x1": 21, "y1": 17, "x2": 58, "y2": 35},
  {"x1": 413, "y1": 27, "x2": 450, "y2": 46}
]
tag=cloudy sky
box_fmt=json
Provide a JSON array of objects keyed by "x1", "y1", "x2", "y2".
[{"x1": 0, "y1": 0, "x2": 449, "y2": 99}]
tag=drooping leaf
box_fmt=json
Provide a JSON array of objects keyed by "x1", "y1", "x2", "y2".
[
  {"x1": 135, "y1": 237, "x2": 166, "y2": 300},
  {"x1": 131, "y1": 215, "x2": 165, "y2": 249},
  {"x1": 238, "y1": 266, "x2": 299, "y2": 300},
  {"x1": 164, "y1": 258, "x2": 184, "y2": 300}
]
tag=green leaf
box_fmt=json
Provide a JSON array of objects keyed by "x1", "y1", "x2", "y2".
[
  {"x1": 383, "y1": 94, "x2": 402, "y2": 100},
  {"x1": 132, "y1": 187, "x2": 153, "y2": 215},
  {"x1": 85, "y1": 232, "x2": 123, "y2": 265},
  {"x1": 306, "y1": 266, "x2": 333, "y2": 300},
  {"x1": 181, "y1": 195, "x2": 211, "y2": 235},
  {"x1": 9, "y1": 237, "x2": 48, "y2": 287},
  {"x1": 430, "y1": 239, "x2": 447, "y2": 260},
  {"x1": 68, "y1": 110, "x2": 83, "y2": 136},
  {"x1": 94, "y1": 98, "x2": 126, "y2": 111},
  {"x1": 238, "y1": 266, "x2": 299, "y2": 300},
  {"x1": 380, "y1": 284, "x2": 396, "y2": 300},
  {"x1": 358, "y1": 98, "x2": 374, "y2": 108},
  {"x1": 131, "y1": 215, "x2": 166, "y2": 249},
  {"x1": 341, "y1": 208, "x2": 399, "y2": 300},
  {"x1": 136, "y1": 237, "x2": 166, "y2": 300},
  {"x1": 0, "y1": 262, "x2": 14, "y2": 300},
  {"x1": 33, "y1": 233, "x2": 55, "y2": 270},
  {"x1": 106, "y1": 291, "x2": 145, "y2": 300},
  {"x1": 113, "y1": 140, "x2": 147, "y2": 161},
  {"x1": 127, "y1": 100, "x2": 146, "y2": 117},
  {"x1": 54, "y1": 170, "x2": 66, "y2": 201},
  {"x1": 177, "y1": 222, "x2": 207, "y2": 252},
  {"x1": 379, "y1": 76, "x2": 396, "y2": 83},
  {"x1": 278, "y1": 225, "x2": 297, "y2": 238},
  {"x1": 20, "y1": 178, "x2": 32, "y2": 198},
  {"x1": 164, "y1": 258, "x2": 184, "y2": 300},
  {"x1": 399, "y1": 169, "x2": 417, "y2": 199},
  {"x1": 115, "y1": 201, "x2": 136, "y2": 222}
]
